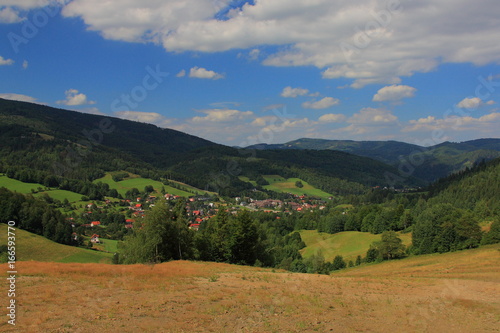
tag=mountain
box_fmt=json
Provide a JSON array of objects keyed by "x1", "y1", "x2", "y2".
[
  {"x1": 248, "y1": 138, "x2": 500, "y2": 182},
  {"x1": 0, "y1": 98, "x2": 423, "y2": 198}
]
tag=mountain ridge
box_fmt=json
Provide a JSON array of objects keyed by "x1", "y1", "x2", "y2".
[
  {"x1": 0, "y1": 98, "x2": 423, "y2": 198},
  {"x1": 247, "y1": 137, "x2": 500, "y2": 182}
]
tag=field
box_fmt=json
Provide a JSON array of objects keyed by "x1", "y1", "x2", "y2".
[
  {"x1": 262, "y1": 175, "x2": 332, "y2": 199},
  {"x1": 0, "y1": 174, "x2": 44, "y2": 193},
  {"x1": 0, "y1": 224, "x2": 112, "y2": 264},
  {"x1": 1, "y1": 244, "x2": 499, "y2": 332},
  {"x1": 94, "y1": 173, "x2": 203, "y2": 197},
  {"x1": 300, "y1": 230, "x2": 413, "y2": 262},
  {"x1": 0, "y1": 174, "x2": 85, "y2": 204}
]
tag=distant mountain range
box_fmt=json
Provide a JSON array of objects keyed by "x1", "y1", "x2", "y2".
[
  {"x1": 0, "y1": 98, "x2": 424, "y2": 197},
  {"x1": 248, "y1": 138, "x2": 500, "y2": 182},
  {"x1": 2, "y1": 97, "x2": 498, "y2": 196}
]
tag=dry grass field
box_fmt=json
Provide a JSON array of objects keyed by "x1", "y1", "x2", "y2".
[{"x1": 1, "y1": 244, "x2": 499, "y2": 333}]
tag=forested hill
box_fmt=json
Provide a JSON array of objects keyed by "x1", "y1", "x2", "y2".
[
  {"x1": 0, "y1": 98, "x2": 219, "y2": 166},
  {"x1": 249, "y1": 138, "x2": 500, "y2": 182},
  {"x1": 425, "y1": 157, "x2": 500, "y2": 214},
  {"x1": 0, "y1": 98, "x2": 423, "y2": 197}
]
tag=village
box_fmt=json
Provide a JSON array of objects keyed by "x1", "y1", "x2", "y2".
[{"x1": 70, "y1": 192, "x2": 331, "y2": 246}]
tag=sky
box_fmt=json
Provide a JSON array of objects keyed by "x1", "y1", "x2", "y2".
[{"x1": 0, "y1": 0, "x2": 500, "y2": 147}]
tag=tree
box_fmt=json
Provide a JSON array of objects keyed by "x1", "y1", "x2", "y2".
[
  {"x1": 295, "y1": 180, "x2": 304, "y2": 188},
  {"x1": 332, "y1": 255, "x2": 346, "y2": 270},
  {"x1": 355, "y1": 255, "x2": 362, "y2": 266},
  {"x1": 365, "y1": 247, "x2": 379, "y2": 263},
  {"x1": 481, "y1": 219, "x2": 500, "y2": 245},
  {"x1": 120, "y1": 200, "x2": 192, "y2": 263},
  {"x1": 377, "y1": 231, "x2": 406, "y2": 260},
  {"x1": 227, "y1": 210, "x2": 259, "y2": 265}
]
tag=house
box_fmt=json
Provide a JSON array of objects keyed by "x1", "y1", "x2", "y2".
[
  {"x1": 189, "y1": 223, "x2": 200, "y2": 231},
  {"x1": 125, "y1": 219, "x2": 135, "y2": 229},
  {"x1": 90, "y1": 234, "x2": 100, "y2": 243},
  {"x1": 90, "y1": 221, "x2": 101, "y2": 227}
]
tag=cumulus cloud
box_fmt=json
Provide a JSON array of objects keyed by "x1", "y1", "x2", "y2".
[
  {"x1": 191, "y1": 109, "x2": 253, "y2": 122},
  {"x1": 373, "y1": 85, "x2": 417, "y2": 102},
  {"x1": 456, "y1": 97, "x2": 483, "y2": 109},
  {"x1": 188, "y1": 66, "x2": 224, "y2": 80},
  {"x1": 0, "y1": 0, "x2": 495, "y2": 87},
  {"x1": 2, "y1": 0, "x2": 494, "y2": 87},
  {"x1": 0, "y1": 7, "x2": 24, "y2": 23},
  {"x1": 0, "y1": 93, "x2": 38, "y2": 103},
  {"x1": 56, "y1": 89, "x2": 95, "y2": 106},
  {"x1": 176, "y1": 69, "x2": 186, "y2": 77},
  {"x1": 0, "y1": 56, "x2": 14, "y2": 66},
  {"x1": 403, "y1": 112, "x2": 500, "y2": 142},
  {"x1": 280, "y1": 86, "x2": 309, "y2": 98},
  {"x1": 302, "y1": 97, "x2": 340, "y2": 109},
  {"x1": 318, "y1": 113, "x2": 346, "y2": 123},
  {"x1": 114, "y1": 110, "x2": 172, "y2": 127},
  {"x1": 348, "y1": 108, "x2": 398, "y2": 124}
]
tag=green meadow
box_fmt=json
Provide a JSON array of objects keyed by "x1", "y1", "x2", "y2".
[
  {"x1": 0, "y1": 174, "x2": 84, "y2": 203},
  {"x1": 263, "y1": 175, "x2": 332, "y2": 199},
  {"x1": 0, "y1": 224, "x2": 112, "y2": 263},
  {"x1": 0, "y1": 174, "x2": 44, "y2": 193},
  {"x1": 94, "y1": 173, "x2": 206, "y2": 197},
  {"x1": 299, "y1": 230, "x2": 412, "y2": 263}
]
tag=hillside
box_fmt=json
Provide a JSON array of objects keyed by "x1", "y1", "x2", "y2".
[
  {"x1": 0, "y1": 223, "x2": 112, "y2": 263},
  {"x1": 2, "y1": 244, "x2": 498, "y2": 332},
  {"x1": 0, "y1": 98, "x2": 423, "y2": 198},
  {"x1": 249, "y1": 138, "x2": 500, "y2": 182},
  {"x1": 299, "y1": 230, "x2": 412, "y2": 262}
]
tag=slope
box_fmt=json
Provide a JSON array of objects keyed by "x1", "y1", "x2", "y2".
[
  {"x1": 0, "y1": 223, "x2": 112, "y2": 263},
  {"x1": 3, "y1": 244, "x2": 499, "y2": 332}
]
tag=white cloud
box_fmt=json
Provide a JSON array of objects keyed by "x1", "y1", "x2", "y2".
[
  {"x1": 348, "y1": 108, "x2": 398, "y2": 124},
  {"x1": 56, "y1": 89, "x2": 95, "y2": 106},
  {"x1": 188, "y1": 66, "x2": 224, "y2": 80},
  {"x1": 114, "y1": 110, "x2": 172, "y2": 127},
  {"x1": 0, "y1": 93, "x2": 38, "y2": 103},
  {"x1": 0, "y1": 56, "x2": 14, "y2": 66},
  {"x1": 191, "y1": 109, "x2": 253, "y2": 122},
  {"x1": 1, "y1": 0, "x2": 487, "y2": 87},
  {"x1": 22, "y1": 60, "x2": 29, "y2": 69},
  {"x1": 78, "y1": 107, "x2": 106, "y2": 116},
  {"x1": 486, "y1": 100, "x2": 495, "y2": 105},
  {"x1": 456, "y1": 97, "x2": 483, "y2": 109},
  {"x1": 318, "y1": 113, "x2": 346, "y2": 123},
  {"x1": 373, "y1": 85, "x2": 417, "y2": 102},
  {"x1": 403, "y1": 112, "x2": 500, "y2": 142},
  {"x1": 302, "y1": 97, "x2": 340, "y2": 109},
  {"x1": 280, "y1": 86, "x2": 309, "y2": 98},
  {"x1": 176, "y1": 69, "x2": 186, "y2": 77},
  {"x1": 0, "y1": 7, "x2": 24, "y2": 23}
]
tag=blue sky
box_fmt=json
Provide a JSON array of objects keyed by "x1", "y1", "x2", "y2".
[{"x1": 1, "y1": 0, "x2": 499, "y2": 146}]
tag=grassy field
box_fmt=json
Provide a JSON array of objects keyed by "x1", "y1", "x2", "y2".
[
  {"x1": 93, "y1": 238, "x2": 119, "y2": 253},
  {"x1": 94, "y1": 173, "x2": 202, "y2": 197},
  {"x1": 34, "y1": 189, "x2": 84, "y2": 202},
  {"x1": 262, "y1": 175, "x2": 332, "y2": 199},
  {"x1": 2, "y1": 244, "x2": 498, "y2": 332},
  {"x1": 238, "y1": 176, "x2": 257, "y2": 186},
  {"x1": 300, "y1": 230, "x2": 413, "y2": 262},
  {"x1": 0, "y1": 174, "x2": 84, "y2": 204},
  {"x1": 0, "y1": 174, "x2": 44, "y2": 193},
  {"x1": 0, "y1": 224, "x2": 112, "y2": 264}
]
